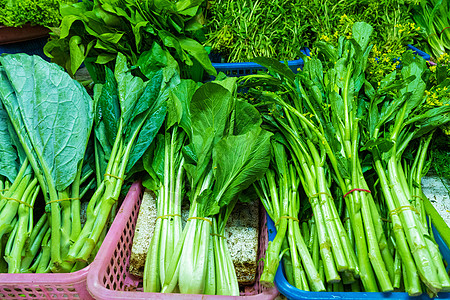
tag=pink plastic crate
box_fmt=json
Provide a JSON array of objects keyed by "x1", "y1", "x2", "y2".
[
  {"x1": 0, "y1": 266, "x2": 92, "y2": 299},
  {"x1": 87, "y1": 181, "x2": 279, "y2": 299}
]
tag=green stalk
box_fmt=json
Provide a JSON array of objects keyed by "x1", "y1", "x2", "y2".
[
  {"x1": 213, "y1": 218, "x2": 238, "y2": 295},
  {"x1": 350, "y1": 122, "x2": 391, "y2": 291},
  {"x1": 178, "y1": 216, "x2": 211, "y2": 294},
  {"x1": 7, "y1": 182, "x2": 39, "y2": 273},
  {"x1": 393, "y1": 251, "x2": 402, "y2": 289},
  {"x1": 259, "y1": 169, "x2": 289, "y2": 286},
  {"x1": 0, "y1": 169, "x2": 31, "y2": 241},
  {"x1": 373, "y1": 152, "x2": 422, "y2": 296},
  {"x1": 288, "y1": 220, "x2": 303, "y2": 290},
  {"x1": 410, "y1": 135, "x2": 433, "y2": 227},
  {"x1": 299, "y1": 265, "x2": 309, "y2": 292},
  {"x1": 293, "y1": 220, "x2": 325, "y2": 291},
  {"x1": 64, "y1": 181, "x2": 105, "y2": 262},
  {"x1": 28, "y1": 251, "x2": 42, "y2": 273},
  {"x1": 387, "y1": 153, "x2": 441, "y2": 293},
  {"x1": 282, "y1": 237, "x2": 295, "y2": 286},
  {"x1": 36, "y1": 228, "x2": 51, "y2": 273},
  {"x1": 159, "y1": 133, "x2": 171, "y2": 285},
  {"x1": 3, "y1": 217, "x2": 18, "y2": 261},
  {"x1": 204, "y1": 233, "x2": 216, "y2": 295},
  {"x1": 74, "y1": 140, "x2": 125, "y2": 262},
  {"x1": 143, "y1": 186, "x2": 163, "y2": 292},
  {"x1": 57, "y1": 189, "x2": 72, "y2": 262},
  {"x1": 287, "y1": 166, "x2": 304, "y2": 291},
  {"x1": 70, "y1": 160, "x2": 84, "y2": 243},
  {"x1": 367, "y1": 190, "x2": 395, "y2": 283},
  {"x1": 309, "y1": 141, "x2": 349, "y2": 274},
  {"x1": 343, "y1": 209, "x2": 353, "y2": 248},
  {"x1": 162, "y1": 171, "x2": 213, "y2": 293},
  {"x1": 21, "y1": 214, "x2": 49, "y2": 272},
  {"x1": 310, "y1": 219, "x2": 320, "y2": 270}
]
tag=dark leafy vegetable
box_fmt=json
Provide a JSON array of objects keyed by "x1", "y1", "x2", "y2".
[
  {"x1": 44, "y1": 0, "x2": 216, "y2": 80},
  {"x1": 0, "y1": 53, "x2": 93, "y2": 272},
  {"x1": 64, "y1": 52, "x2": 169, "y2": 269}
]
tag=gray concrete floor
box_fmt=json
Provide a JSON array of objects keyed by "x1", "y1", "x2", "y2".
[{"x1": 422, "y1": 175, "x2": 450, "y2": 228}]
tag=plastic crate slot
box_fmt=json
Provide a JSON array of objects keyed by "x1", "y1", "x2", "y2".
[{"x1": 86, "y1": 181, "x2": 278, "y2": 298}]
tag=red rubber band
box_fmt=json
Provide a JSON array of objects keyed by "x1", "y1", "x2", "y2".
[
  {"x1": 343, "y1": 188, "x2": 371, "y2": 198},
  {"x1": 440, "y1": 27, "x2": 450, "y2": 35}
]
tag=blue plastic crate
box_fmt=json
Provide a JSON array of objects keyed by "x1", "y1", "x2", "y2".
[
  {"x1": 211, "y1": 48, "x2": 311, "y2": 78},
  {"x1": 408, "y1": 45, "x2": 431, "y2": 61},
  {"x1": 211, "y1": 45, "x2": 428, "y2": 79},
  {"x1": 0, "y1": 37, "x2": 49, "y2": 61},
  {"x1": 267, "y1": 214, "x2": 450, "y2": 300}
]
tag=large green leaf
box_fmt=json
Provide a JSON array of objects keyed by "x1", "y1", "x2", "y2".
[
  {"x1": 400, "y1": 55, "x2": 427, "y2": 119},
  {"x1": 137, "y1": 43, "x2": 179, "y2": 82},
  {"x1": 352, "y1": 22, "x2": 373, "y2": 52},
  {"x1": 126, "y1": 105, "x2": 167, "y2": 173},
  {"x1": 213, "y1": 76, "x2": 237, "y2": 94},
  {"x1": 190, "y1": 83, "x2": 232, "y2": 184},
  {"x1": 197, "y1": 189, "x2": 220, "y2": 217},
  {"x1": 234, "y1": 100, "x2": 262, "y2": 135},
  {"x1": 147, "y1": 134, "x2": 166, "y2": 184},
  {"x1": 158, "y1": 30, "x2": 185, "y2": 61},
  {"x1": 0, "y1": 54, "x2": 93, "y2": 191},
  {"x1": 179, "y1": 37, "x2": 217, "y2": 76},
  {"x1": 175, "y1": 0, "x2": 204, "y2": 16},
  {"x1": 98, "y1": 67, "x2": 120, "y2": 146},
  {"x1": 0, "y1": 105, "x2": 19, "y2": 182},
  {"x1": 167, "y1": 79, "x2": 197, "y2": 135},
  {"x1": 0, "y1": 68, "x2": 38, "y2": 173},
  {"x1": 114, "y1": 53, "x2": 145, "y2": 127},
  {"x1": 132, "y1": 71, "x2": 164, "y2": 121},
  {"x1": 251, "y1": 57, "x2": 295, "y2": 84},
  {"x1": 212, "y1": 127, "x2": 272, "y2": 208}
]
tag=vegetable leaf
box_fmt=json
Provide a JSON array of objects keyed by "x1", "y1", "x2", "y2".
[
  {"x1": 212, "y1": 127, "x2": 272, "y2": 208},
  {"x1": 0, "y1": 54, "x2": 93, "y2": 191}
]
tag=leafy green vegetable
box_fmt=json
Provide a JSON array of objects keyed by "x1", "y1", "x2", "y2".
[
  {"x1": 64, "y1": 52, "x2": 169, "y2": 269},
  {"x1": 44, "y1": 0, "x2": 216, "y2": 79},
  {"x1": 0, "y1": 53, "x2": 93, "y2": 272},
  {"x1": 239, "y1": 21, "x2": 450, "y2": 295},
  {"x1": 144, "y1": 80, "x2": 271, "y2": 296},
  {"x1": 0, "y1": 0, "x2": 75, "y2": 27}
]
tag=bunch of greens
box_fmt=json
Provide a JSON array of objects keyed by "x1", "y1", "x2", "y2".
[
  {"x1": 255, "y1": 140, "x2": 326, "y2": 292},
  {"x1": 0, "y1": 0, "x2": 74, "y2": 27},
  {"x1": 412, "y1": 0, "x2": 450, "y2": 58},
  {"x1": 62, "y1": 52, "x2": 172, "y2": 271},
  {"x1": 239, "y1": 22, "x2": 450, "y2": 296},
  {"x1": 0, "y1": 53, "x2": 94, "y2": 273},
  {"x1": 143, "y1": 79, "x2": 196, "y2": 293},
  {"x1": 44, "y1": 0, "x2": 216, "y2": 80},
  {"x1": 308, "y1": 1, "x2": 422, "y2": 83},
  {"x1": 206, "y1": 0, "x2": 309, "y2": 62},
  {"x1": 206, "y1": 0, "x2": 423, "y2": 84},
  {"x1": 143, "y1": 78, "x2": 272, "y2": 295},
  {"x1": 0, "y1": 101, "x2": 39, "y2": 274}
]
